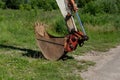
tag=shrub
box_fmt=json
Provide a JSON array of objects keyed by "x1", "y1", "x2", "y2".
[
  {"x1": 116, "y1": 0, "x2": 120, "y2": 13},
  {"x1": 30, "y1": 0, "x2": 58, "y2": 11},
  {"x1": 83, "y1": 1, "x2": 100, "y2": 15},
  {"x1": 0, "y1": 0, "x2": 5, "y2": 8},
  {"x1": 77, "y1": 0, "x2": 95, "y2": 8},
  {"x1": 114, "y1": 15, "x2": 120, "y2": 30},
  {"x1": 4, "y1": 0, "x2": 24, "y2": 9},
  {"x1": 83, "y1": 0, "x2": 119, "y2": 15},
  {"x1": 19, "y1": 4, "x2": 31, "y2": 10},
  {"x1": 99, "y1": 0, "x2": 118, "y2": 14}
]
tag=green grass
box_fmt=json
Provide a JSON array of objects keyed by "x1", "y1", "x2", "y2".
[
  {"x1": 0, "y1": 9, "x2": 93, "y2": 80},
  {"x1": 0, "y1": 48, "x2": 93, "y2": 80},
  {"x1": 0, "y1": 50, "x2": 81, "y2": 80},
  {"x1": 0, "y1": 9, "x2": 120, "y2": 80}
]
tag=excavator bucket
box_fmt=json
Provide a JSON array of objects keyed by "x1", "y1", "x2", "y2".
[{"x1": 34, "y1": 22, "x2": 65, "y2": 60}]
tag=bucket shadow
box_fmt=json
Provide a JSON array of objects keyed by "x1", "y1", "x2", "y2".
[
  {"x1": 0, "y1": 44, "x2": 74, "y2": 60},
  {"x1": 60, "y1": 53, "x2": 74, "y2": 61},
  {"x1": 0, "y1": 44, "x2": 44, "y2": 58}
]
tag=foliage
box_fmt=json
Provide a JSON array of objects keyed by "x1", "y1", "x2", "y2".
[
  {"x1": 19, "y1": 4, "x2": 32, "y2": 10},
  {"x1": 4, "y1": 0, "x2": 25, "y2": 9},
  {"x1": 0, "y1": 0, "x2": 120, "y2": 14},
  {"x1": 116, "y1": 0, "x2": 120, "y2": 13},
  {"x1": 1, "y1": 0, "x2": 58, "y2": 10},
  {"x1": 113, "y1": 15, "x2": 120, "y2": 30},
  {"x1": 30, "y1": 0, "x2": 58, "y2": 10},
  {"x1": 83, "y1": 0, "x2": 120, "y2": 15},
  {"x1": 76, "y1": 0, "x2": 95, "y2": 8},
  {"x1": 0, "y1": 0, "x2": 5, "y2": 8},
  {"x1": 97, "y1": 0, "x2": 119, "y2": 14}
]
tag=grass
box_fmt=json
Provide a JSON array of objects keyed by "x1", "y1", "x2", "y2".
[
  {"x1": 0, "y1": 44, "x2": 96, "y2": 80},
  {"x1": 0, "y1": 9, "x2": 92, "y2": 80},
  {"x1": 0, "y1": 48, "x2": 90, "y2": 80},
  {"x1": 0, "y1": 9, "x2": 120, "y2": 80}
]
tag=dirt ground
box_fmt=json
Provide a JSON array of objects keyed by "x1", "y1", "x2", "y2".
[{"x1": 74, "y1": 45, "x2": 120, "y2": 80}]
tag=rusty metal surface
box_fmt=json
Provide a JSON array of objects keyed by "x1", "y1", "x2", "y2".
[{"x1": 34, "y1": 23, "x2": 65, "y2": 60}]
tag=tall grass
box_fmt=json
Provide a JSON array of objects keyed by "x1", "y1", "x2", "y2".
[{"x1": 0, "y1": 9, "x2": 35, "y2": 48}]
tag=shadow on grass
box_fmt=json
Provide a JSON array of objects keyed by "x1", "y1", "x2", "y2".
[
  {"x1": 0, "y1": 44, "x2": 74, "y2": 60},
  {"x1": 61, "y1": 55, "x2": 74, "y2": 61},
  {"x1": 0, "y1": 44, "x2": 44, "y2": 59}
]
